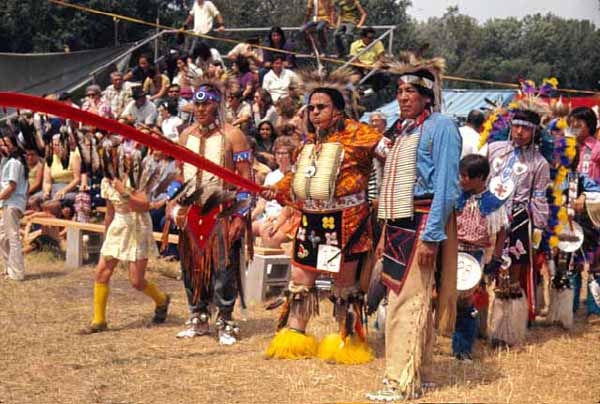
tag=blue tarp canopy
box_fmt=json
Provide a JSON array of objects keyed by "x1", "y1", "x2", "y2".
[{"x1": 362, "y1": 89, "x2": 517, "y2": 130}]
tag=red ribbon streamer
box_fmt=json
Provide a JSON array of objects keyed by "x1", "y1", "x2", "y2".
[{"x1": 0, "y1": 92, "x2": 263, "y2": 194}]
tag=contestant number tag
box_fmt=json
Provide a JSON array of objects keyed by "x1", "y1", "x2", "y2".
[{"x1": 317, "y1": 244, "x2": 341, "y2": 273}]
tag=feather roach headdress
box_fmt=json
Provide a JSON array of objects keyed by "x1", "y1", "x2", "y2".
[
  {"x1": 381, "y1": 52, "x2": 446, "y2": 112},
  {"x1": 300, "y1": 67, "x2": 361, "y2": 119},
  {"x1": 478, "y1": 78, "x2": 557, "y2": 151}
]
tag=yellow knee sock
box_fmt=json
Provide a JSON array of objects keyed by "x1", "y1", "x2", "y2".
[
  {"x1": 142, "y1": 281, "x2": 167, "y2": 306},
  {"x1": 93, "y1": 282, "x2": 109, "y2": 325}
]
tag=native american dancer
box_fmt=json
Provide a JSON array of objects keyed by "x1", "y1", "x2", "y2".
[
  {"x1": 261, "y1": 70, "x2": 382, "y2": 364},
  {"x1": 171, "y1": 82, "x2": 252, "y2": 345},
  {"x1": 485, "y1": 100, "x2": 551, "y2": 346},
  {"x1": 545, "y1": 109, "x2": 600, "y2": 328},
  {"x1": 81, "y1": 142, "x2": 172, "y2": 334},
  {"x1": 367, "y1": 56, "x2": 461, "y2": 401},
  {"x1": 568, "y1": 107, "x2": 600, "y2": 321},
  {"x1": 453, "y1": 154, "x2": 508, "y2": 360}
]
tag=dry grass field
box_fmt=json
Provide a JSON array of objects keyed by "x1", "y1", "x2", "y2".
[{"x1": 1, "y1": 251, "x2": 600, "y2": 404}]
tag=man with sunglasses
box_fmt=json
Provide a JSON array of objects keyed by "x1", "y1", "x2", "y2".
[
  {"x1": 262, "y1": 82, "x2": 382, "y2": 364},
  {"x1": 367, "y1": 59, "x2": 461, "y2": 401},
  {"x1": 171, "y1": 82, "x2": 252, "y2": 346}
]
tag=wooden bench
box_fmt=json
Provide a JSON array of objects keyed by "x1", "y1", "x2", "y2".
[{"x1": 26, "y1": 217, "x2": 179, "y2": 269}]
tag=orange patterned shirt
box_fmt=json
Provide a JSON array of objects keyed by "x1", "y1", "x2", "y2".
[
  {"x1": 274, "y1": 119, "x2": 381, "y2": 260},
  {"x1": 274, "y1": 119, "x2": 382, "y2": 205}
]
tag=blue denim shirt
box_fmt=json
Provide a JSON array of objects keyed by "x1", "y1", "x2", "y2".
[{"x1": 413, "y1": 113, "x2": 461, "y2": 242}]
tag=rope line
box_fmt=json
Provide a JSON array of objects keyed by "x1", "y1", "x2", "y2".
[{"x1": 48, "y1": 0, "x2": 600, "y2": 95}]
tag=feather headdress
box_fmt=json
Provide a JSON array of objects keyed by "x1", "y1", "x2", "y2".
[
  {"x1": 381, "y1": 52, "x2": 446, "y2": 112},
  {"x1": 478, "y1": 78, "x2": 558, "y2": 152},
  {"x1": 510, "y1": 79, "x2": 553, "y2": 120},
  {"x1": 300, "y1": 67, "x2": 361, "y2": 119}
]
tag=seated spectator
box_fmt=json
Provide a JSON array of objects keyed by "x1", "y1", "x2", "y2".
[
  {"x1": 349, "y1": 27, "x2": 384, "y2": 65},
  {"x1": 255, "y1": 121, "x2": 278, "y2": 169},
  {"x1": 102, "y1": 71, "x2": 131, "y2": 119},
  {"x1": 225, "y1": 89, "x2": 252, "y2": 134},
  {"x1": 166, "y1": 84, "x2": 191, "y2": 122},
  {"x1": 58, "y1": 92, "x2": 80, "y2": 109},
  {"x1": 262, "y1": 26, "x2": 296, "y2": 71},
  {"x1": 251, "y1": 136, "x2": 300, "y2": 248},
  {"x1": 247, "y1": 137, "x2": 272, "y2": 186},
  {"x1": 262, "y1": 55, "x2": 300, "y2": 103},
  {"x1": 350, "y1": 27, "x2": 388, "y2": 92},
  {"x1": 22, "y1": 198, "x2": 74, "y2": 254},
  {"x1": 82, "y1": 84, "x2": 112, "y2": 119},
  {"x1": 172, "y1": 55, "x2": 202, "y2": 100},
  {"x1": 165, "y1": 48, "x2": 182, "y2": 81},
  {"x1": 301, "y1": 0, "x2": 334, "y2": 55},
  {"x1": 333, "y1": 0, "x2": 367, "y2": 58},
  {"x1": 288, "y1": 82, "x2": 304, "y2": 110},
  {"x1": 206, "y1": 61, "x2": 229, "y2": 84},
  {"x1": 158, "y1": 100, "x2": 184, "y2": 142},
  {"x1": 274, "y1": 95, "x2": 300, "y2": 129},
  {"x1": 193, "y1": 41, "x2": 224, "y2": 73},
  {"x1": 124, "y1": 54, "x2": 153, "y2": 84},
  {"x1": 40, "y1": 136, "x2": 82, "y2": 203},
  {"x1": 231, "y1": 56, "x2": 256, "y2": 101},
  {"x1": 227, "y1": 37, "x2": 264, "y2": 73},
  {"x1": 252, "y1": 89, "x2": 278, "y2": 127},
  {"x1": 25, "y1": 148, "x2": 43, "y2": 209},
  {"x1": 119, "y1": 87, "x2": 158, "y2": 130},
  {"x1": 369, "y1": 111, "x2": 388, "y2": 134},
  {"x1": 143, "y1": 67, "x2": 171, "y2": 103}
]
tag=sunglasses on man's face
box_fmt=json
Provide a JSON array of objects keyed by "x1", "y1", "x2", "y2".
[{"x1": 307, "y1": 103, "x2": 331, "y2": 112}]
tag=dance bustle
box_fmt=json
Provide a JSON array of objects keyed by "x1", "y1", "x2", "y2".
[
  {"x1": 489, "y1": 294, "x2": 528, "y2": 346},
  {"x1": 547, "y1": 288, "x2": 574, "y2": 329}
]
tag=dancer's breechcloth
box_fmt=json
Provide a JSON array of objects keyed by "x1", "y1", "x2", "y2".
[{"x1": 381, "y1": 210, "x2": 457, "y2": 396}]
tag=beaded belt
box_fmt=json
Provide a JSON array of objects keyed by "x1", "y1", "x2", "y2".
[{"x1": 302, "y1": 192, "x2": 366, "y2": 212}]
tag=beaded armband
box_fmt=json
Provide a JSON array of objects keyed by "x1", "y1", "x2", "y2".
[
  {"x1": 232, "y1": 149, "x2": 254, "y2": 218},
  {"x1": 233, "y1": 149, "x2": 253, "y2": 164}
]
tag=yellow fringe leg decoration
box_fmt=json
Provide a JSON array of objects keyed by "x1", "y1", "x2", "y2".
[
  {"x1": 265, "y1": 328, "x2": 318, "y2": 359},
  {"x1": 317, "y1": 332, "x2": 374, "y2": 364}
]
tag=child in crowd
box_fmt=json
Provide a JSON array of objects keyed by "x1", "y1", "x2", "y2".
[{"x1": 453, "y1": 154, "x2": 508, "y2": 360}]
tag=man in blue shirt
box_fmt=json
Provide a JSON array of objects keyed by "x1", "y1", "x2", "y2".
[
  {"x1": 0, "y1": 126, "x2": 28, "y2": 281},
  {"x1": 368, "y1": 57, "x2": 461, "y2": 401}
]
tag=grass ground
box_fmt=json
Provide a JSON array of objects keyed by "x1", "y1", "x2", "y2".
[{"x1": 1, "y1": 251, "x2": 599, "y2": 404}]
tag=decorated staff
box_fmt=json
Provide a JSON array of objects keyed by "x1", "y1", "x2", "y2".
[
  {"x1": 484, "y1": 81, "x2": 551, "y2": 347},
  {"x1": 262, "y1": 68, "x2": 382, "y2": 364}
]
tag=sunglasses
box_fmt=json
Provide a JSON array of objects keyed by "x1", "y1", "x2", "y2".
[
  {"x1": 86, "y1": 93, "x2": 96, "y2": 97},
  {"x1": 307, "y1": 103, "x2": 331, "y2": 112},
  {"x1": 168, "y1": 90, "x2": 180, "y2": 93}
]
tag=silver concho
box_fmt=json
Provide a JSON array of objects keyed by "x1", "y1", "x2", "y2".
[{"x1": 304, "y1": 165, "x2": 317, "y2": 178}]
